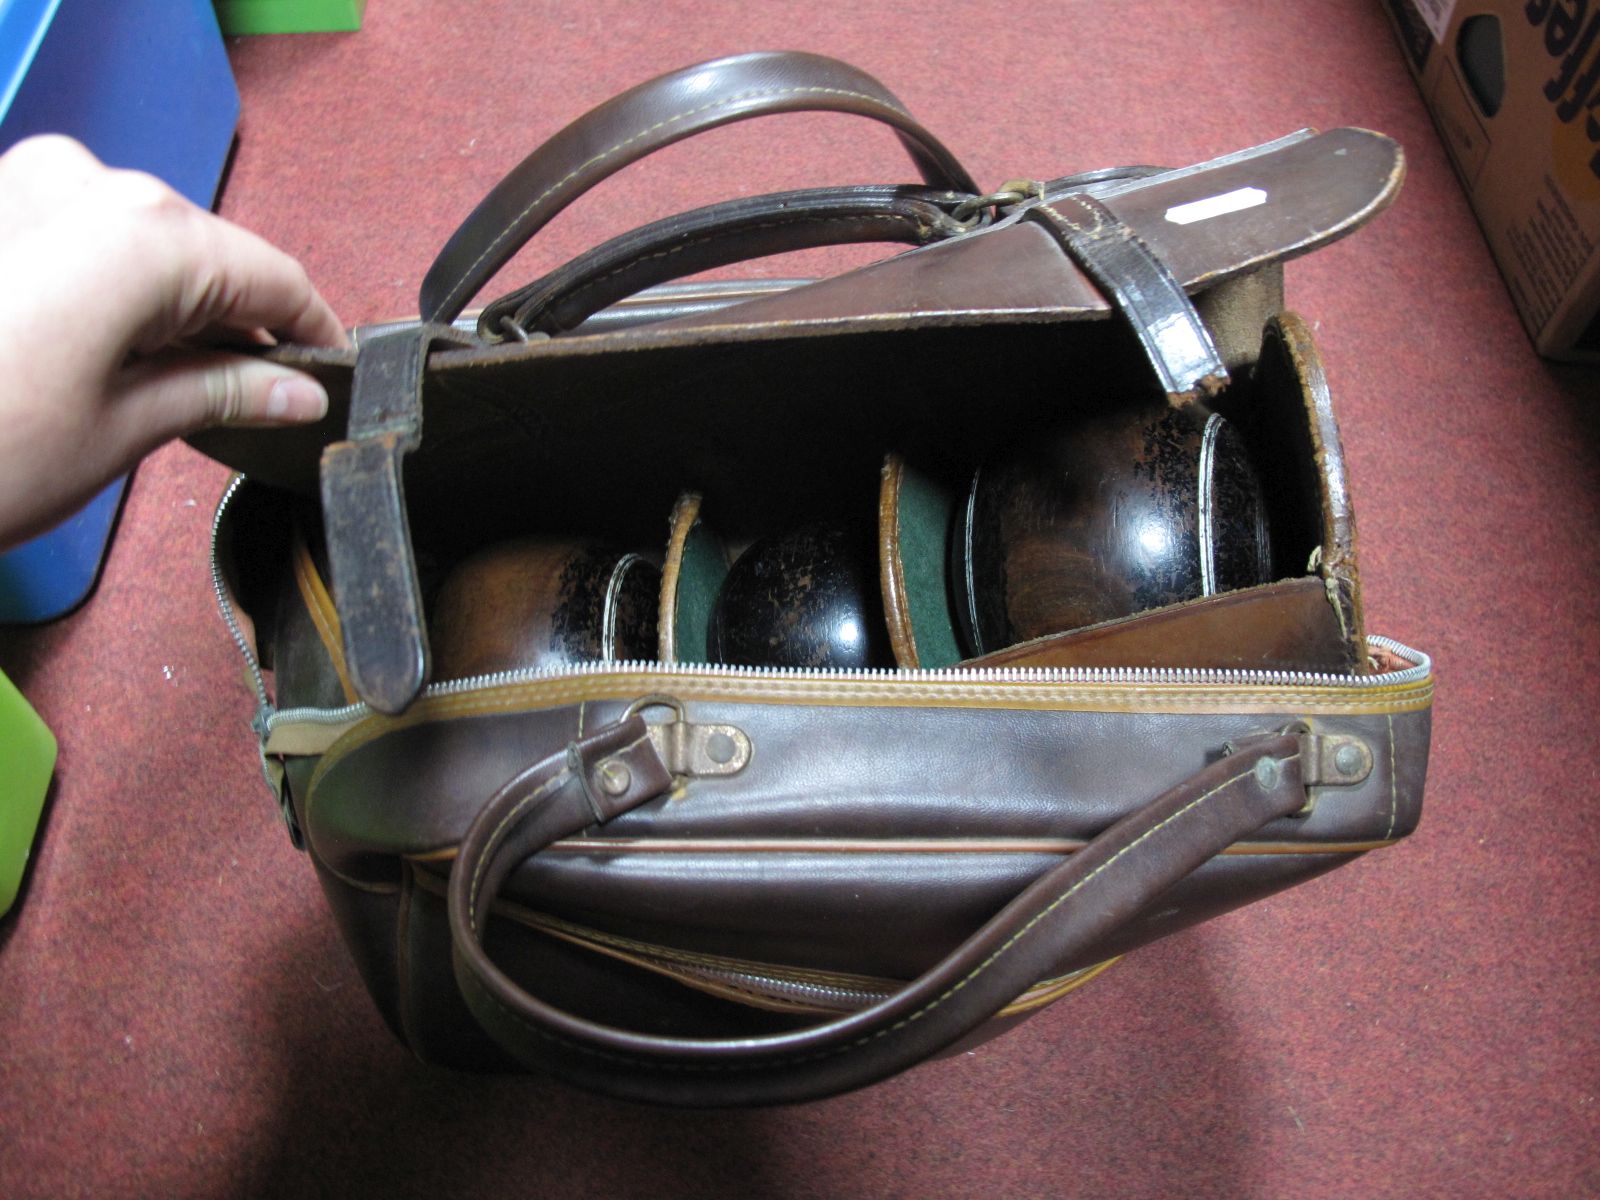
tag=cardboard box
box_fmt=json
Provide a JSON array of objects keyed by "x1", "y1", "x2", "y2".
[{"x1": 1382, "y1": 0, "x2": 1600, "y2": 359}]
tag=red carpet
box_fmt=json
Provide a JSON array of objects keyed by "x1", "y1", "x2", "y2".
[{"x1": 2, "y1": 1, "x2": 1597, "y2": 1195}]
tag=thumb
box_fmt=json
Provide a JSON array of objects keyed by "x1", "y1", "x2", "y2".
[{"x1": 113, "y1": 350, "x2": 330, "y2": 451}]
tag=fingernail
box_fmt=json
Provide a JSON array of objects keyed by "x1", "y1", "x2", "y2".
[{"x1": 264, "y1": 376, "x2": 329, "y2": 423}]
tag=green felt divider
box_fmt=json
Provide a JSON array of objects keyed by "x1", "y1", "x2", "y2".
[
  {"x1": 895, "y1": 462, "x2": 963, "y2": 669},
  {"x1": 672, "y1": 520, "x2": 730, "y2": 664}
]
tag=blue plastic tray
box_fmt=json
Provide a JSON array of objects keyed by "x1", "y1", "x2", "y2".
[{"x1": 0, "y1": 0, "x2": 240, "y2": 622}]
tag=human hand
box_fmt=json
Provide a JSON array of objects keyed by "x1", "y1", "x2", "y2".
[{"x1": 0, "y1": 135, "x2": 348, "y2": 550}]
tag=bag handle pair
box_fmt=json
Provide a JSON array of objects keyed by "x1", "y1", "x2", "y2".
[
  {"x1": 446, "y1": 714, "x2": 1311, "y2": 1107},
  {"x1": 417, "y1": 48, "x2": 1240, "y2": 396}
]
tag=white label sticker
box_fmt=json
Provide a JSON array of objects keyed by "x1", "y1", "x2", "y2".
[{"x1": 1164, "y1": 186, "x2": 1268, "y2": 226}]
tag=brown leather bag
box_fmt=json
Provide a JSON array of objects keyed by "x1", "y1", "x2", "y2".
[{"x1": 200, "y1": 52, "x2": 1431, "y2": 1107}]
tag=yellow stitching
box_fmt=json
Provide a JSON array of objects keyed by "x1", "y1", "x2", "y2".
[
  {"x1": 365, "y1": 677, "x2": 1433, "y2": 725},
  {"x1": 1036, "y1": 197, "x2": 1106, "y2": 237},
  {"x1": 465, "y1": 752, "x2": 1300, "y2": 1073},
  {"x1": 468, "y1": 766, "x2": 572, "y2": 929},
  {"x1": 469, "y1": 728, "x2": 654, "y2": 926},
  {"x1": 438, "y1": 85, "x2": 912, "y2": 316},
  {"x1": 545, "y1": 213, "x2": 916, "y2": 321},
  {"x1": 866, "y1": 752, "x2": 1301, "y2": 1040},
  {"x1": 307, "y1": 678, "x2": 1432, "y2": 780}
]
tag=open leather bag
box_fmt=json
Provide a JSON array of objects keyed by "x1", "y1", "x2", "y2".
[{"x1": 197, "y1": 52, "x2": 1432, "y2": 1107}]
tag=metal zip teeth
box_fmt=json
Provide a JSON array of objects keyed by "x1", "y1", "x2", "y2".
[
  {"x1": 260, "y1": 639, "x2": 1432, "y2": 735},
  {"x1": 681, "y1": 967, "x2": 889, "y2": 1009},
  {"x1": 210, "y1": 475, "x2": 272, "y2": 712},
  {"x1": 419, "y1": 644, "x2": 1433, "y2": 695},
  {"x1": 271, "y1": 703, "x2": 370, "y2": 725}
]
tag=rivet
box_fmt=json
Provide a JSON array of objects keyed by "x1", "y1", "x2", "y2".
[
  {"x1": 705, "y1": 731, "x2": 737, "y2": 764},
  {"x1": 1334, "y1": 744, "x2": 1364, "y2": 776},
  {"x1": 597, "y1": 760, "x2": 632, "y2": 796},
  {"x1": 1254, "y1": 756, "x2": 1282, "y2": 791}
]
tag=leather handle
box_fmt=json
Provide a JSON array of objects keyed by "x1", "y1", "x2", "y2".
[
  {"x1": 478, "y1": 184, "x2": 970, "y2": 340},
  {"x1": 447, "y1": 726, "x2": 1309, "y2": 1107},
  {"x1": 476, "y1": 169, "x2": 1172, "y2": 342},
  {"x1": 418, "y1": 51, "x2": 979, "y2": 325}
]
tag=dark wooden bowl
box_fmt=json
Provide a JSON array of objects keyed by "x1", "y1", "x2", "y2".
[
  {"x1": 707, "y1": 521, "x2": 894, "y2": 670},
  {"x1": 429, "y1": 537, "x2": 660, "y2": 678},
  {"x1": 952, "y1": 397, "x2": 1272, "y2": 656}
]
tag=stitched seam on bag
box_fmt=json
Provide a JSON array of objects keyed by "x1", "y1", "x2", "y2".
[
  {"x1": 307, "y1": 680, "x2": 1430, "y2": 781},
  {"x1": 468, "y1": 767, "x2": 572, "y2": 930},
  {"x1": 538, "y1": 213, "x2": 919, "y2": 326},
  {"x1": 438, "y1": 85, "x2": 913, "y2": 318},
  {"x1": 1035, "y1": 197, "x2": 1110, "y2": 238},
  {"x1": 470, "y1": 753, "x2": 1297, "y2": 1074},
  {"x1": 371, "y1": 679, "x2": 1434, "y2": 722}
]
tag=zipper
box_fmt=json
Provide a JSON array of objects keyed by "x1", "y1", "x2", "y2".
[
  {"x1": 211, "y1": 475, "x2": 272, "y2": 721},
  {"x1": 661, "y1": 958, "x2": 1110, "y2": 1016},
  {"x1": 472, "y1": 889, "x2": 1118, "y2": 1017},
  {"x1": 213, "y1": 478, "x2": 1433, "y2": 740},
  {"x1": 256, "y1": 636, "x2": 1432, "y2": 738}
]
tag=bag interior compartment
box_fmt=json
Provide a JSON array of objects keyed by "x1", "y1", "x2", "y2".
[
  {"x1": 219, "y1": 300, "x2": 1370, "y2": 706},
  {"x1": 403, "y1": 308, "x2": 1366, "y2": 680}
]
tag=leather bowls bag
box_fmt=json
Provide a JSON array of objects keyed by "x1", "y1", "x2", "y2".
[{"x1": 200, "y1": 52, "x2": 1432, "y2": 1107}]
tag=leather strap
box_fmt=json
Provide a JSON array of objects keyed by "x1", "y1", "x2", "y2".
[
  {"x1": 1024, "y1": 192, "x2": 1228, "y2": 400},
  {"x1": 418, "y1": 51, "x2": 979, "y2": 325},
  {"x1": 478, "y1": 185, "x2": 971, "y2": 340},
  {"x1": 319, "y1": 323, "x2": 471, "y2": 715},
  {"x1": 448, "y1": 723, "x2": 1309, "y2": 1106}
]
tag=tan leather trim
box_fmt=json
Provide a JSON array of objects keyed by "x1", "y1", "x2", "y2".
[
  {"x1": 1002, "y1": 957, "x2": 1120, "y2": 1015},
  {"x1": 292, "y1": 527, "x2": 358, "y2": 705},
  {"x1": 263, "y1": 718, "x2": 360, "y2": 757},
  {"x1": 878, "y1": 453, "x2": 919, "y2": 668},
  {"x1": 316, "y1": 667, "x2": 1434, "y2": 768},
  {"x1": 658, "y1": 492, "x2": 701, "y2": 663}
]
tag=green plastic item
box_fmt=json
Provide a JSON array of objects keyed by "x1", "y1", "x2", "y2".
[
  {"x1": 214, "y1": 0, "x2": 365, "y2": 35},
  {"x1": 0, "y1": 668, "x2": 56, "y2": 917}
]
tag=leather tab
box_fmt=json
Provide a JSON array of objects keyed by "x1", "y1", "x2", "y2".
[
  {"x1": 1024, "y1": 193, "x2": 1228, "y2": 401},
  {"x1": 319, "y1": 325, "x2": 470, "y2": 715}
]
